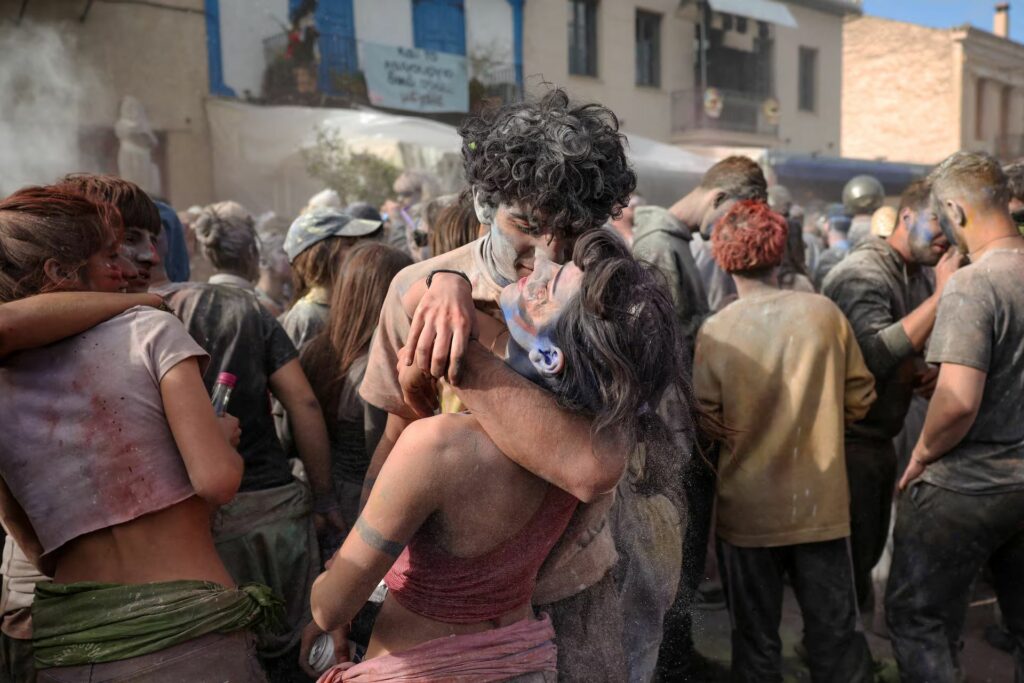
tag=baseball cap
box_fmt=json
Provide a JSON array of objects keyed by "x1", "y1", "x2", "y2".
[{"x1": 284, "y1": 208, "x2": 383, "y2": 262}]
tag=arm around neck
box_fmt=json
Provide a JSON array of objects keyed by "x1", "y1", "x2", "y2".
[{"x1": 451, "y1": 343, "x2": 626, "y2": 502}]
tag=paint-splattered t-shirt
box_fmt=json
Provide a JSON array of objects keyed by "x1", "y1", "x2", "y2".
[
  {"x1": 695, "y1": 289, "x2": 876, "y2": 547},
  {"x1": 0, "y1": 307, "x2": 203, "y2": 556},
  {"x1": 168, "y1": 284, "x2": 298, "y2": 492},
  {"x1": 923, "y1": 248, "x2": 1024, "y2": 494}
]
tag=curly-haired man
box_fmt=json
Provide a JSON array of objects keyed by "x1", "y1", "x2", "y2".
[{"x1": 353, "y1": 89, "x2": 637, "y2": 680}]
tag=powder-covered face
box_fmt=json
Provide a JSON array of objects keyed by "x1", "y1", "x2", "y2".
[
  {"x1": 931, "y1": 193, "x2": 967, "y2": 254},
  {"x1": 478, "y1": 195, "x2": 572, "y2": 286},
  {"x1": 903, "y1": 205, "x2": 949, "y2": 266},
  {"x1": 121, "y1": 226, "x2": 161, "y2": 293},
  {"x1": 79, "y1": 240, "x2": 130, "y2": 293},
  {"x1": 499, "y1": 256, "x2": 583, "y2": 380},
  {"x1": 394, "y1": 177, "x2": 422, "y2": 210}
]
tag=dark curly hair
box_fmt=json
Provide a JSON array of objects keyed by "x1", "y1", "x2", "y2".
[
  {"x1": 459, "y1": 89, "x2": 636, "y2": 240},
  {"x1": 711, "y1": 200, "x2": 787, "y2": 275},
  {"x1": 544, "y1": 230, "x2": 710, "y2": 499}
]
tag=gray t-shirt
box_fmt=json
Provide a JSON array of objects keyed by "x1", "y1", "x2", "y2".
[
  {"x1": 923, "y1": 248, "x2": 1024, "y2": 494},
  {"x1": 279, "y1": 294, "x2": 329, "y2": 350}
]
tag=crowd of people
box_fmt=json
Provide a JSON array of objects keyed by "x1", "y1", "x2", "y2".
[{"x1": 0, "y1": 87, "x2": 1022, "y2": 683}]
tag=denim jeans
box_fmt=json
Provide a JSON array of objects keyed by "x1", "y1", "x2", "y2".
[
  {"x1": 886, "y1": 482, "x2": 1024, "y2": 683},
  {"x1": 718, "y1": 537, "x2": 874, "y2": 683},
  {"x1": 845, "y1": 435, "x2": 897, "y2": 611}
]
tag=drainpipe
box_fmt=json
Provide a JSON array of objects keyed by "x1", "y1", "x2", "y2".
[
  {"x1": 204, "y1": 0, "x2": 237, "y2": 97},
  {"x1": 507, "y1": 0, "x2": 525, "y2": 95}
]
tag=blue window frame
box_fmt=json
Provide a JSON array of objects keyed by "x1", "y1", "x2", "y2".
[
  {"x1": 290, "y1": 0, "x2": 358, "y2": 92},
  {"x1": 412, "y1": 0, "x2": 466, "y2": 56}
]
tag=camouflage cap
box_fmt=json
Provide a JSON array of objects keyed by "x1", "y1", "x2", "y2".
[{"x1": 284, "y1": 208, "x2": 382, "y2": 262}]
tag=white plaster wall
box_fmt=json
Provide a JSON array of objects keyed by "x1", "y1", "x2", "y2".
[
  {"x1": 774, "y1": 4, "x2": 844, "y2": 155},
  {"x1": 523, "y1": 0, "x2": 691, "y2": 142},
  {"x1": 220, "y1": 0, "x2": 290, "y2": 98},
  {"x1": 466, "y1": 0, "x2": 514, "y2": 71},
  {"x1": 13, "y1": 0, "x2": 214, "y2": 207},
  {"x1": 354, "y1": 0, "x2": 414, "y2": 51}
]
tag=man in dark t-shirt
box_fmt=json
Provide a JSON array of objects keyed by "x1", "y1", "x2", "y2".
[
  {"x1": 169, "y1": 284, "x2": 298, "y2": 490},
  {"x1": 886, "y1": 152, "x2": 1024, "y2": 682},
  {"x1": 822, "y1": 180, "x2": 961, "y2": 616},
  {"x1": 166, "y1": 282, "x2": 340, "y2": 677}
]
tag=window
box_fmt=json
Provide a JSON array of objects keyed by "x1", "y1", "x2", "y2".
[
  {"x1": 696, "y1": 13, "x2": 774, "y2": 98},
  {"x1": 1000, "y1": 84, "x2": 1011, "y2": 138},
  {"x1": 568, "y1": 0, "x2": 598, "y2": 77},
  {"x1": 636, "y1": 10, "x2": 661, "y2": 87},
  {"x1": 412, "y1": 0, "x2": 466, "y2": 56},
  {"x1": 798, "y1": 46, "x2": 817, "y2": 112}
]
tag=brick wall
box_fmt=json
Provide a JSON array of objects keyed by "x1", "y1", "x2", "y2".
[{"x1": 841, "y1": 16, "x2": 960, "y2": 164}]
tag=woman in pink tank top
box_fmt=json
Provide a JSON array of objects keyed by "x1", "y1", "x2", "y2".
[{"x1": 304, "y1": 231, "x2": 700, "y2": 682}]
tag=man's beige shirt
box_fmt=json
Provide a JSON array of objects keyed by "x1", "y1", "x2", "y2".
[{"x1": 694, "y1": 289, "x2": 876, "y2": 547}]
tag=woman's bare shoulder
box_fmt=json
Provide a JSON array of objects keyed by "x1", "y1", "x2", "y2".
[{"x1": 394, "y1": 413, "x2": 509, "y2": 477}]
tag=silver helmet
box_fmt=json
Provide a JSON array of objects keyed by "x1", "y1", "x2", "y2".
[{"x1": 842, "y1": 175, "x2": 885, "y2": 215}]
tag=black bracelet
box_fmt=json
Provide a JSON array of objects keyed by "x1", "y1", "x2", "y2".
[{"x1": 426, "y1": 269, "x2": 471, "y2": 289}]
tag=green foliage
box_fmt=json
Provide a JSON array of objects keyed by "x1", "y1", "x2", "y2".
[{"x1": 303, "y1": 125, "x2": 399, "y2": 208}]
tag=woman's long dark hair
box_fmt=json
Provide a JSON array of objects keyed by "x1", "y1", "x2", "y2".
[
  {"x1": 548, "y1": 230, "x2": 717, "y2": 501},
  {"x1": 300, "y1": 242, "x2": 412, "y2": 421}
]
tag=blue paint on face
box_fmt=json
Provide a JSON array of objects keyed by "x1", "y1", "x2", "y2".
[
  {"x1": 498, "y1": 256, "x2": 583, "y2": 379},
  {"x1": 904, "y1": 206, "x2": 948, "y2": 266}
]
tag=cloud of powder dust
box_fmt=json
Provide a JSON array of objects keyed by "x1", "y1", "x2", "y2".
[{"x1": 0, "y1": 21, "x2": 105, "y2": 196}]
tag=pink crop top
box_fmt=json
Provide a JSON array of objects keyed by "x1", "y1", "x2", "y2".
[
  {"x1": 384, "y1": 484, "x2": 579, "y2": 624},
  {"x1": 0, "y1": 307, "x2": 206, "y2": 557}
]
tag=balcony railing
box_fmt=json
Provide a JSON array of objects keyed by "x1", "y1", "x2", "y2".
[
  {"x1": 260, "y1": 32, "x2": 519, "y2": 107},
  {"x1": 473, "y1": 64, "x2": 520, "y2": 105},
  {"x1": 671, "y1": 88, "x2": 779, "y2": 138}
]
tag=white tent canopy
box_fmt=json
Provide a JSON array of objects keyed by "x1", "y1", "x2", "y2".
[
  {"x1": 205, "y1": 98, "x2": 710, "y2": 218},
  {"x1": 624, "y1": 133, "x2": 713, "y2": 206}
]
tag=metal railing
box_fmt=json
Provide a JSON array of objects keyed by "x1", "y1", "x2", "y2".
[
  {"x1": 261, "y1": 31, "x2": 520, "y2": 106},
  {"x1": 671, "y1": 88, "x2": 779, "y2": 138},
  {"x1": 473, "y1": 64, "x2": 520, "y2": 104}
]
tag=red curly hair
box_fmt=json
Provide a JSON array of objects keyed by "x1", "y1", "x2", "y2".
[{"x1": 711, "y1": 200, "x2": 787, "y2": 274}]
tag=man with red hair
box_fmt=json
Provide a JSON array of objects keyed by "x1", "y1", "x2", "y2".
[{"x1": 693, "y1": 200, "x2": 877, "y2": 681}]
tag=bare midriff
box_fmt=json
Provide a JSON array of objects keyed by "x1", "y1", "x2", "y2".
[
  {"x1": 52, "y1": 496, "x2": 234, "y2": 588},
  {"x1": 364, "y1": 594, "x2": 534, "y2": 658}
]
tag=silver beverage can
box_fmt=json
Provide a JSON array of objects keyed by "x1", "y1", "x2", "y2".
[{"x1": 308, "y1": 632, "x2": 335, "y2": 673}]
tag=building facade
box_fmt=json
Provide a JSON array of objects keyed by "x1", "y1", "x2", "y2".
[
  {"x1": 843, "y1": 13, "x2": 1024, "y2": 164},
  {"x1": 3, "y1": 0, "x2": 213, "y2": 208},
  {"x1": 522, "y1": 0, "x2": 860, "y2": 155},
  {"x1": 215, "y1": 0, "x2": 520, "y2": 105}
]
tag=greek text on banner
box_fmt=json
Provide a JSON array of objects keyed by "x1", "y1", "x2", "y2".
[{"x1": 363, "y1": 44, "x2": 469, "y2": 114}]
